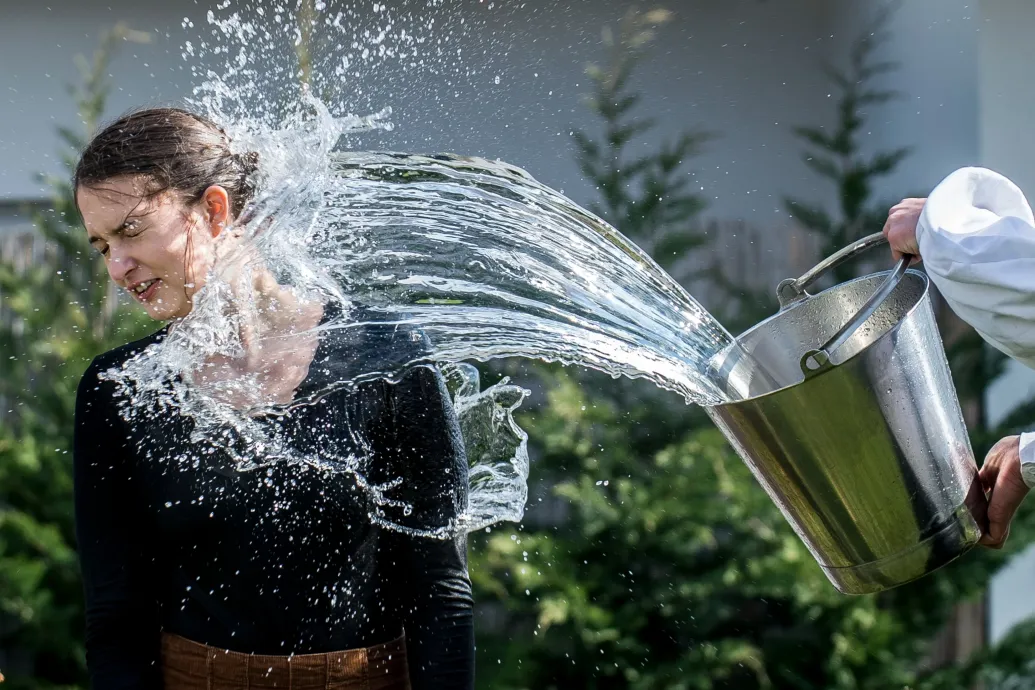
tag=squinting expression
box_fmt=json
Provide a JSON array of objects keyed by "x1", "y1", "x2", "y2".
[{"x1": 77, "y1": 177, "x2": 221, "y2": 322}]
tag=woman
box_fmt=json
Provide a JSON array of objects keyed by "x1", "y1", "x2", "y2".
[{"x1": 72, "y1": 107, "x2": 474, "y2": 689}]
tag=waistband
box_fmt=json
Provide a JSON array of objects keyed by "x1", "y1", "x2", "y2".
[{"x1": 161, "y1": 632, "x2": 410, "y2": 689}]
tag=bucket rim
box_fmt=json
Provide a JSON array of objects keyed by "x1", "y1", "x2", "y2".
[{"x1": 709, "y1": 267, "x2": 930, "y2": 408}]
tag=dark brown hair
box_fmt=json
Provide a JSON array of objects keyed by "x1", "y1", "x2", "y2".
[{"x1": 74, "y1": 107, "x2": 259, "y2": 217}]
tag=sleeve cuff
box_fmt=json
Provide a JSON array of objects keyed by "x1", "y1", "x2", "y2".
[{"x1": 1019, "y1": 433, "x2": 1035, "y2": 489}]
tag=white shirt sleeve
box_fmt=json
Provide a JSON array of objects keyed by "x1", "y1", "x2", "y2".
[
  {"x1": 1020, "y1": 433, "x2": 1035, "y2": 486},
  {"x1": 917, "y1": 166, "x2": 1035, "y2": 373}
]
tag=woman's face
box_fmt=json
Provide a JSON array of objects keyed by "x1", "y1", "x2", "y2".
[{"x1": 77, "y1": 176, "x2": 230, "y2": 321}]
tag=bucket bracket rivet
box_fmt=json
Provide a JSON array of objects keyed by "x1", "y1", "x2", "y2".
[{"x1": 801, "y1": 349, "x2": 832, "y2": 378}]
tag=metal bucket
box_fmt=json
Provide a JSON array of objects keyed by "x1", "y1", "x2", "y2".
[{"x1": 705, "y1": 233, "x2": 989, "y2": 595}]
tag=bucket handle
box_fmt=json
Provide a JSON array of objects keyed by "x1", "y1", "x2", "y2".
[{"x1": 775, "y1": 232, "x2": 911, "y2": 378}]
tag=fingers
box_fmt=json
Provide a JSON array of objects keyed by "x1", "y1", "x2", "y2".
[
  {"x1": 980, "y1": 470, "x2": 1026, "y2": 548},
  {"x1": 979, "y1": 438, "x2": 1029, "y2": 548},
  {"x1": 883, "y1": 198, "x2": 925, "y2": 265},
  {"x1": 978, "y1": 442, "x2": 1004, "y2": 546},
  {"x1": 978, "y1": 453, "x2": 999, "y2": 495}
]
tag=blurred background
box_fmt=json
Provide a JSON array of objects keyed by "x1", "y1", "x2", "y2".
[{"x1": 5, "y1": 0, "x2": 1035, "y2": 687}]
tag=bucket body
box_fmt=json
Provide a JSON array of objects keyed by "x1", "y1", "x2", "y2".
[{"x1": 706, "y1": 269, "x2": 988, "y2": 595}]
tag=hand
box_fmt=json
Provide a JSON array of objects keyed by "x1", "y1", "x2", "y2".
[
  {"x1": 979, "y1": 435, "x2": 1031, "y2": 548},
  {"x1": 882, "y1": 198, "x2": 926, "y2": 264}
]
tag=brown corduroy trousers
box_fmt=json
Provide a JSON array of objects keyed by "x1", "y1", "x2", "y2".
[{"x1": 160, "y1": 633, "x2": 412, "y2": 690}]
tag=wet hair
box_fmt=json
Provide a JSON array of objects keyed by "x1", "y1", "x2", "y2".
[{"x1": 73, "y1": 106, "x2": 259, "y2": 218}]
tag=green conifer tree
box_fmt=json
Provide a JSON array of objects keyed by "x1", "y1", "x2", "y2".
[
  {"x1": 784, "y1": 3, "x2": 911, "y2": 285},
  {"x1": 0, "y1": 24, "x2": 153, "y2": 689}
]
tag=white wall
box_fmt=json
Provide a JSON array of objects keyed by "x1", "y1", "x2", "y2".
[
  {"x1": 0, "y1": 0, "x2": 835, "y2": 226},
  {"x1": 980, "y1": 0, "x2": 1035, "y2": 198},
  {"x1": 0, "y1": 1, "x2": 196, "y2": 201},
  {"x1": 2, "y1": 0, "x2": 989, "y2": 301},
  {"x1": 980, "y1": 0, "x2": 1035, "y2": 447},
  {"x1": 829, "y1": 0, "x2": 980, "y2": 201},
  {"x1": 978, "y1": 0, "x2": 1035, "y2": 646},
  {"x1": 0, "y1": 0, "x2": 1001, "y2": 271}
]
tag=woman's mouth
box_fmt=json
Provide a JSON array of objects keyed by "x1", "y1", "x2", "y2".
[{"x1": 130, "y1": 279, "x2": 160, "y2": 302}]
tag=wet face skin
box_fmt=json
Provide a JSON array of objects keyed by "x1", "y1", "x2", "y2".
[
  {"x1": 79, "y1": 176, "x2": 329, "y2": 408},
  {"x1": 77, "y1": 177, "x2": 231, "y2": 321}
]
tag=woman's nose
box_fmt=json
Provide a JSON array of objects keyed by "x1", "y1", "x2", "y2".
[{"x1": 106, "y1": 247, "x2": 138, "y2": 283}]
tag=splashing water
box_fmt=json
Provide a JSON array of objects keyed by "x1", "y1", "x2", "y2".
[
  {"x1": 102, "y1": 1, "x2": 745, "y2": 537},
  {"x1": 319, "y1": 150, "x2": 735, "y2": 396}
]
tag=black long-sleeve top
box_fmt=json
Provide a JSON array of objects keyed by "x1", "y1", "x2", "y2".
[{"x1": 73, "y1": 311, "x2": 474, "y2": 689}]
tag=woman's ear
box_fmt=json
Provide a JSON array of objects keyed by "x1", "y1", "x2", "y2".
[{"x1": 201, "y1": 185, "x2": 231, "y2": 237}]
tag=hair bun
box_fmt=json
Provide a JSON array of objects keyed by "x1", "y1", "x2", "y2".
[
  {"x1": 75, "y1": 107, "x2": 261, "y2": 218},
  {"x1": 236, "y1": 150, "x2": 260, "y2": 175}
]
